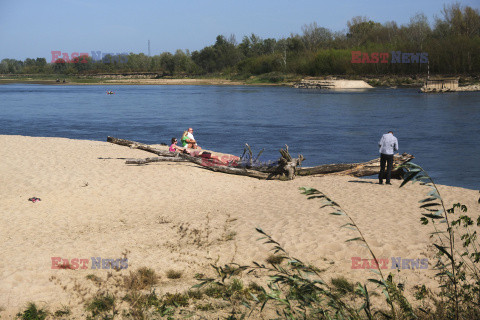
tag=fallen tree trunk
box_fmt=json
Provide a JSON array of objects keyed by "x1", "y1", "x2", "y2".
[
  {"x1": 297, "y1": 153, "x2": 414, "y2": 178},
  {"x1": 107, "y1": 136, "x2": 413, "y2": 180},
  {"x1": 296, "y1": 163, "x2": 356, "y2": 175},
  {"x1": 126, "y1": 155, "x2": 273, "y2": 179},
  {"x1": 126, "y1": 156, "x2": 188, "y2": 165},
  {"x1": 107, "y1": 136, "x2": 295, "y2": 180},
  {"x1": 199, "y1": 165, "x2": 271, "y2": 179},
  {"x1": 107, "y1": 137, "x2": 172, "y2": 156}
]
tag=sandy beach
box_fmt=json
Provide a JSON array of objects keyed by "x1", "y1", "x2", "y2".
[{"x1": 1, "y1": 135, "x2": 478, "y2": 318}]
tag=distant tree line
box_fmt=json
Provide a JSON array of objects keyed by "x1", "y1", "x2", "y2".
[{"x1": 1, "y1": 4, "x2": 479, "y2": 77}]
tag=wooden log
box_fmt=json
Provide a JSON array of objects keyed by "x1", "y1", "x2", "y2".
[
  {"x1": 108, "y1": 136, "x2": 211, "y2": 166},
  {"x1": 125, "y1": 156, "x2": 269, "y2": 178},
  {"x1": 126, "y1": 157, "x2": 188, "y2": 165},
  {"x1": 202, "y1": 165, "x2": 271, "y2": 179},
  {"x1": 108, "y1": 136, "x2": 275, "y2": 179},
  {"x1": 297, "y1": 153, "x2": 414, "y2": 177},
  {"x1": 107, "y1": 136, "x2": 172, "y2": 156},
  {"x1": 277, "y1": 145, "x2": 304, "y2": 180},
  {"x1": 296, "y1": 163, "x2": 356, "y2": 175}
]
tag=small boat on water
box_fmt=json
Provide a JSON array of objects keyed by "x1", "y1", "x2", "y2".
[{"x1": 106, "y1": 91, "x2": 115, "y2": 95}]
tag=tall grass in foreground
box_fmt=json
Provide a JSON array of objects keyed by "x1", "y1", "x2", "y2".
[
  {"x1": 299, "y1": 187, "x2": 406, "y2": 319},
  {"x1": 398, "y1": 162, "x2": 480, "y2": 320},
  {"x1": 195, "y1": 163, "x2": 479, "y2": 319},
  {"x1": 195, "y1": 226, "x2": 412, "y2": 319}
]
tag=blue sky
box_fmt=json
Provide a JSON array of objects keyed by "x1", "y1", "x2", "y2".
[{"x1": 0, "y1": 0, "x2": 479, "y2": 61}]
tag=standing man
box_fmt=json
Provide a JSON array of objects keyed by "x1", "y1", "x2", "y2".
[{"x1": 378, "y1": 131, "x2": 398, "y2": 185}]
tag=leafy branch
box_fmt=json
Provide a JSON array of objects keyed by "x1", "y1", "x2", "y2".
[{"x1": 299, "y1": 187, "x2": 400, "y2": 319}]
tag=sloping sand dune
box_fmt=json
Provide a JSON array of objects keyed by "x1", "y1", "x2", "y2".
[{"x1": 0, "y1": 135, "x2": 478, "y2": 318}]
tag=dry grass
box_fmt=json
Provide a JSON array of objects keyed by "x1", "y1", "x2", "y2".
[
  {"x1": 166, "y1": 269, "x2": 183, "y2": 279},
  {"x1": 123, "y1": 267, "x2": 158, "y2": 290},
  {"x1": 266, "y1": 254, "x2": 285, "y2": 265}
]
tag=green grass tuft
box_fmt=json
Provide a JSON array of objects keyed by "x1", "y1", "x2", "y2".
[
  {"x1": 16, "y1": 303, "x2": 48, "y2": 320},
  {"x1": 86, "y1": 293, "x2": 115, "y2": 317},
  {"x1": 53, "y1": 306, "x2": 71, "y2": 317},
  {"x1": 331, "y1": 276, "x2": 356, "y2": 294},
  {"x1": 86, "y1": 274, "x2": 102, "y2": 283},
  {"x1": 162, "y1": 293, "x2": 189, "y2": 307},
  {"x1": 195, "y1": 303, "x2": 215, "y2": 311},
  {"x1": 187, "y1": 289, "x2": 204, "y2": 300}
]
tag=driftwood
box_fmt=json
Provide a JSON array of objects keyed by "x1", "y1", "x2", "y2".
[
  {"x1": 107, "y1": 137, "x2": 172, "y2": 156},
  {"x1": 125, "y1": 156, "x2": 188, "y2": 165},
  {"x1": 278, "y1": 146, "x2": 304, "y2": 179},
  {"x1": 107, "y1": 136, "x2": 296, "y2": 180},
  {"x1": 107, "y1": 136, "x2": 413, "y2": 180},
  {"x1": 297, "y1": 153, "x2": 414, "y2": 178}
]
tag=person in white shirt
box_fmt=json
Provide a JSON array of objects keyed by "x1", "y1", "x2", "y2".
[
  {"x1": 378, "y1": 131, "x2": 398, "y2": 185},
  {"x1": 181, "y1": 127, "x2": 201, "y2": 149}
]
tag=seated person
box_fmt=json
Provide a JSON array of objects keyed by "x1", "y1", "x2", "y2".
[
  {"x1": 186, "y1": 150, "x2": 240, "y2": 167},
  {"x1": 169, "y1": 138, "x2": 185, "y2": 152},
  {"x1": 199, "y1": 152, "x2": 240, "y2": 166},
  {"x1": 181, "y1": 128, "x2": 201, "y2": 149}
]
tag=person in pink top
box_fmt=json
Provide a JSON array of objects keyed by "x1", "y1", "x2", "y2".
[{"x1": 169, "y1": 138, "x2": 185, "y2": 152}]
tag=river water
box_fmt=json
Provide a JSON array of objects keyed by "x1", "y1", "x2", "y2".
[{"x1": 1, "y1": 83, "x2": 479, "y2": 190}]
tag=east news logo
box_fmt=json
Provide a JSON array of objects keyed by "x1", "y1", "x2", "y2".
[
  {"x1": 351, "y1": 51, "x2": 428, "y2": 64},
  {"x1": 51, "y1": 257, "x2": 128, "y2": 270},
  {"x1": 351, "y1": 257, "x2": 429, "y2": 269},
  {"x1": 51, "y1": 51, "x2": 129, "y2": 64}
]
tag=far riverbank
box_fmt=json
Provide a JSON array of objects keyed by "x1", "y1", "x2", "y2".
[{"x1": 1, "y1": 73, "x2": 479, "y2": 88}]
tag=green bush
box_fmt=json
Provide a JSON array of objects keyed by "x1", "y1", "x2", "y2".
[{"x1": 237, "y1": 54, "x2": 284, "y2": 75}]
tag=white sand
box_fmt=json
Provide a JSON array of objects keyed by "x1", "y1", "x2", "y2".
[
  {"x1": 294, "y1": 79, "x2": 373, "y2": 89},
  {"x1": 0, "y1": 135, "x2": 478, "y2": 318}
]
